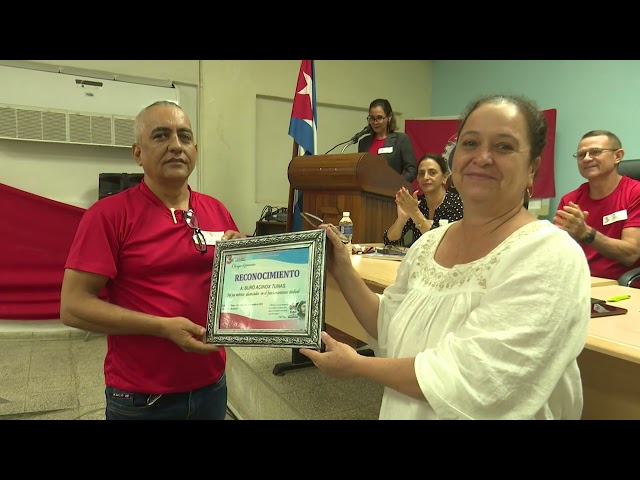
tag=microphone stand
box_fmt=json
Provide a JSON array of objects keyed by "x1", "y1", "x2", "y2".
[
  {"x1": 340, "y1": 132, "x2": 369, "y2": 153},
  {"x1": 340, "y1": 140, "x2": 357, "y2": 154},
  {"x1": 325, "y1": 140, "x2": 353, "y2": 155},
  {"x1": 325, "y1": 129, "x2": 369, "y2": 155}
]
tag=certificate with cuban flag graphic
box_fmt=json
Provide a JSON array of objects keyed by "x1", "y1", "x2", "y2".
[{"x1": 206, "y1": 229, "x2": 326, "y2": 349}]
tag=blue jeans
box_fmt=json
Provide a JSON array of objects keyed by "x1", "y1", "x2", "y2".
[{"x1": 105, "y1": 373, "x2": 227, "y2": 420}]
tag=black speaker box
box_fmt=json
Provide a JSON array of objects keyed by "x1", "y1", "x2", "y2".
[{"x1": 99, "y1": 173, "x2": 144, "y2": 200}]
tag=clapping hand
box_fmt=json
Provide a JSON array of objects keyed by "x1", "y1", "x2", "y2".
[
  {"x1": 553, "y1": 201, "x2": 590, "y2": 241},
  {"x1": 395, "y1": 186, "x2": 420, "y2": 218}
]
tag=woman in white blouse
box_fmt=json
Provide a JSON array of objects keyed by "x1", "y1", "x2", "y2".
[{"x1": 301, "y1": 93, "x2": 591, "y2": 420}]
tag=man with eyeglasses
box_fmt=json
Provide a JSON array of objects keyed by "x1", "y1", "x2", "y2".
[
  {"x1": 554, "y1": 130, "x2": 640, "y2": 280},
  {"x1": 61, "y1": 100, "x2": 246, "y2": 420},
  {"x1": 357, "y1": 98, "x2": 418, "y2": 183}
]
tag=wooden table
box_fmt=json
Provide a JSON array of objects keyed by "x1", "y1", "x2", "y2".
[
  {"x1": 325, "y1": 256, "x2": 399, "y2": 343},
  {"x1": 586, "y1": 284, "x2": 640, "y2": 363},
  {"x1": 579, "y1": 284, "x2": 640, "y2": 419},
  {"x1": 590, "y1": 276, "x2": 618, "y2": 287}
]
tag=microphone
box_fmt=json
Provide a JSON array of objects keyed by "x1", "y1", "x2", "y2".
[{"x1": 350, "y1": 126, "x2": 370, "y2": 143}]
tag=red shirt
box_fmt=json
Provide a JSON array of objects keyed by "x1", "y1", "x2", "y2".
[
  {"x1": 65, "y1": 180, "x2": 239, "y2": 393},
  {"x1": 369, "y1": 137, "x2": 386, "y2": 155},
  {"x1": 558, "y1": 175, "x2": 640, "y2": 280}
]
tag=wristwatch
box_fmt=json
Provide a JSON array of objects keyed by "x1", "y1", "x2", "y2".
[{"x1": 581, "y1": 227, "x2": 596, "y2": 244}]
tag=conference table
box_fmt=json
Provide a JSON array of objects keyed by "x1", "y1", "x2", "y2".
[
  {"x1": 581, "y1": 283, "x2": 640, "y2": 419},
  {"x1": 325, "y1": 254, "x2": 640, "y2": 420}
]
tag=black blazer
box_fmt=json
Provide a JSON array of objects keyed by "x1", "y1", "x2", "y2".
[{"x1": 358, "y1": 131, "x2": 417, "y2": 183}]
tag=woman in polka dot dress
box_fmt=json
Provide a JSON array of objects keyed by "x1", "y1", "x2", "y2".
[{"x1": 383, "y1": 153, "x2": 464, "y2": 247}]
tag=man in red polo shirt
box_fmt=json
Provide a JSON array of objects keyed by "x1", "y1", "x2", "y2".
[
  {"x1": 61, "y1": 100, "x2": 245, "y2": 420},
  {"x1": 554, "y1": 130, "x2": 640, "y2": 280}
]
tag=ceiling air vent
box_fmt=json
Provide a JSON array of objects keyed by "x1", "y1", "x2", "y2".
[
  {"x1": 0, "y1": 103, "x2": 134, "y2": 148},
  {"x1": 114, "y1": 116, "x2": 135, "y2": 147},
  {"x1": 17, "y1": 109, "x2": 43, "y2": 140},
  {"x1": 42, "y1": 111, "x2": 66, "y2": 142},
  {"x1": 0, "y1": 106, "x2": 17, "y2": 138}
]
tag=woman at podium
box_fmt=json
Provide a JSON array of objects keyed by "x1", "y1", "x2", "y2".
[
  {"x1": 358, "y1": 98, "x2": 418, "y2": 183},
  {"x1": 383, "y1": 153, "x2": 463, "y2": 247}
]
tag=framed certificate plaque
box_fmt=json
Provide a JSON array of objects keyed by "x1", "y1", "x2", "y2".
[{"x1": 206, "y1": 229, "x2": 327, "y2": 349}]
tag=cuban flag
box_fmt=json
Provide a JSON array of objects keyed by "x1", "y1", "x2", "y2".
[{"x1": 288, "y1": 60, "x2": 317, "y2": 231}]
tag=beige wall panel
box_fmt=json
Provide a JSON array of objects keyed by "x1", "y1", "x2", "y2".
[{"x1": 200, "y1": 60, "x2": 430, "y2": 234}]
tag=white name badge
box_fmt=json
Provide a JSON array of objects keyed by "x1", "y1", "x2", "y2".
[
  {"x1": 378, "y1": 146, "x2": 393, "y2": 154},
  {"x1": 200, "y1": 231, "x2": 224, "y2": 246},
  {"x1": 603, "y1": 209, "x2": 628, "y2": 226}
]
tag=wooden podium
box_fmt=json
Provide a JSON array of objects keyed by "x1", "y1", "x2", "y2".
[
  {"x1": 273, "y1": 152, "x2": 411, "y2": 376},
  {"x1": 286, "y1": 153, "x2": 412, "y2": 243}
]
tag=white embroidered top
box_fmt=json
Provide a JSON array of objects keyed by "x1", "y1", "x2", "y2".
[{"x1": 371, "y1": 220, "x2": 591, "y2": 420}]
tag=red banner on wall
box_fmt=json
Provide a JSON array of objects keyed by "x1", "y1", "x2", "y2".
[
  {"x1": 0, "y1": 182, "x2": 86, "y2": 320},
  {"x1": 405, "y1": 109, "x2": 556, "y2": 198}
]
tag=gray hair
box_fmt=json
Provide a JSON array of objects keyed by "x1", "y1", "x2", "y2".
[
  {"x1": 581, "y1": 130, "x2": 622, "y2": 149},
  {"x1": 133, "y1": 100, "x2": 184, "y2": 144}
]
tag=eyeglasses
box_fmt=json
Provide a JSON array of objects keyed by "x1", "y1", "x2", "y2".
[
  {"x1": 367, "y1": 115, "x2": 387, "y2": 123},
  {"x1": 184, "y1": 209, "x2": 207, "y2": 254},
  {"x1": 300, "y1": 212, "x2": 350, "y2": 244},
  {"x1": 573, "y1": 148, "x2": 618, "y2": 160}
]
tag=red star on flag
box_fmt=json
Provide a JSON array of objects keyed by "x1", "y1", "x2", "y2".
[{"x1": 291, "y1": 67, "x2": 314, "y2": 124}]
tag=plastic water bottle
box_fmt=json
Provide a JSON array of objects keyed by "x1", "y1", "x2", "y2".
[{"x1": 339, "y1": 212, "x2": 353, "y2": 245}]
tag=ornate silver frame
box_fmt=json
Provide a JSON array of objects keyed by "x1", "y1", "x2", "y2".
[{"x1": 206, "y1": 229, "x2": 326, "y2": 349}]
